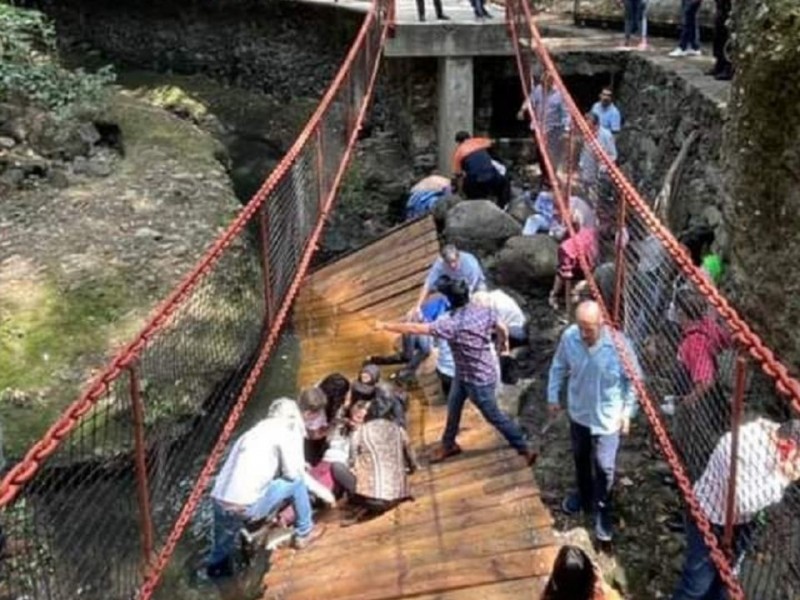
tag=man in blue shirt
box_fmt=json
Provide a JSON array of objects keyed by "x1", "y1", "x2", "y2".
[
  {"x1": 413, "y1": 244, "x2": 486, "y2": 317},
  {"x1": 590, "y1": 88, "x2": 622, "y2": 135},
  {"x1": 547, "y1": 300, "x2": 641, "y2": 542},
  {"x1": 579, "y1": 112, "x2": 618, "y2": 194}
]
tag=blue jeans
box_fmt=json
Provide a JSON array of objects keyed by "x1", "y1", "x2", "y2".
[
  {"x1": 624, "y1": 0, "x2": 645, "y2": 40},
  {"x1": 402, "y1": 334, "x2": 432, "y2": 372},
  {"x1": 207, "y1": 477, "x2": 313, "y2": 566},
  {"x1": 442, "y1": 378, "x2": 529, "y2": 452},
  {"x1": 672, "y1": 518, "x2": 753, "y2": 600},
  {"x1": 569, "y1": 420, "x2": 620, "y2": 517},
  {"x1": 679, "y1": 0, "x2": 701, "y2": 50}
]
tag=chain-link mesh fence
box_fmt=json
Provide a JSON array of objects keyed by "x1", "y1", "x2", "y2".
[
  {"x1": 0, "y1": 1, "x2": 393, "y2": 598},
  {"x1": 506, "y1": 1, "x2": 800, "y2": 597}
]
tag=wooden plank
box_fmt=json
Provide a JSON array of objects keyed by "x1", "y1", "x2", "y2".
[{"x1": 408, "y1": 576, "x2": 550, "y2": 599}]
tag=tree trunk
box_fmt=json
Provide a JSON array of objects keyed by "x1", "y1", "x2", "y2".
[{"x1": 723, "y1": 0, "x2": 800, "y2": 371}]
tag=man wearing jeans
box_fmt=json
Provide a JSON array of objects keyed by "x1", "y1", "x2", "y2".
[
  {"x1": 669, "y1": 0, "x2": 703, "y2": 57},
  {"x1": 547, "y1": 300, "x2": 641, "y2": 542},
  {"x1": 206, "y1": 398, "x2": 324, "y2": 577},
  {"x1": 672, "y1": 418, "x2": 800, "y2": 599},
  {"x1": 377, "y1": 279, "x2": 536, "y2": 465}
]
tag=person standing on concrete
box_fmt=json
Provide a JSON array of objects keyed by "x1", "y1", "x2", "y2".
[
  {"x1": 590, "y1": 88, "x2": 622, "y2": 135},
  {"x1": 669, "y1": 0, "x2": 703, "y2": 57},
  {"x1": 547, "y1": 300, "x2": 641, "y2": 542},
  {"x1": 517, "y1": 71, "x2": 570, "y2": 183},
  {"x1": 415, "y1": 0, "x2": 448, "y2": 22},
  {"x1": 620, "y1": 0, "x2": 648, "y2": 49},
  {"x1": 377, "y1": 279, "x2": 537, "y2": 466},
  {"x1": 707, "y1": 0, "x2": 732, "y2": 80}
]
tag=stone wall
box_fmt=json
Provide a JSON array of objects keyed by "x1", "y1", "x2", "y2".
[
  {"x1": 615, "y1": 54, "x2": 727, "y2": 243},
  {"x1": 39, "y1": 0, "x2": 360, "y2": 102}
]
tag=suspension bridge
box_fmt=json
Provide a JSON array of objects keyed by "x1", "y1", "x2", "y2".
[{"x1": 1, "y1": 0, "x2": 799, "y2": 598}]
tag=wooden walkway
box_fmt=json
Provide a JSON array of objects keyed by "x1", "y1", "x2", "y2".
[{"x1": 263, "y1": 216, "x2": 558, "y2": 599}]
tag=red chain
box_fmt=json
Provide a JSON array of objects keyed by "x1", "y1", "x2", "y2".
[
  {"x1": 137, "y1": 6, "x2": 391, "y2": 598},
  {"x1": 507, "y1": 2, "x2": 746, "y2": 597}
]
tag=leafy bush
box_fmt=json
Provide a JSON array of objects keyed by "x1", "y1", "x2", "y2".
[{"x1": 0, "y1": 3, "x2": 115, "y2": 119}]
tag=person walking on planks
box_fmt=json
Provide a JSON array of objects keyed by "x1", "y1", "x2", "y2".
[
  {"x1": 376, "y1": 278, "x2": 537, "y2": 466},
  {"x1": 547, "y1": 300, "x2": 641, "y2": 543}
]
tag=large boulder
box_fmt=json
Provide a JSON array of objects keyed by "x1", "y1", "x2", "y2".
[
  {"x1": 491, "y1": 235, "x2": 558, "y2": 294},
  {"x1": 444, "y1": 200, "x2": 522, "y2": 253}
]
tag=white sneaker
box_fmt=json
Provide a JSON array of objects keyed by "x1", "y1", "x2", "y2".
[
  {"x1": 685, "y1": 48, "x2": 702, "y2": 57},
  {"x1": 660, "y1": 395, "x2": 676, "y2": 417},
  {"x1": 668, "y1": 48, "x2": 687, "y2": 57}
]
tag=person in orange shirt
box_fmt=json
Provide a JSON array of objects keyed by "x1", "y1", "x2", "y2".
[{"x1": 451, "y1": 131, "x2": 510, "y2": 208}]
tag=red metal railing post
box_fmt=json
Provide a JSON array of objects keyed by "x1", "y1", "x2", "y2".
[
  {"x1": 612, "y1": 195, "x2": 627, "y2": 326},
  {"x1": 258, "y1": 206, "x2": 274, "y2": 326},
  {"x1": 129, "y1": 365, "x2": 155, "y2": 571},
  {"x1": 723, "y1": 353, "x2": 748, "y2": 557}
]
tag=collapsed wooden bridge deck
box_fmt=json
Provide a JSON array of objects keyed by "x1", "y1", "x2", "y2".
[{"x1": 263, "y1": 217, "x2": 558, "y2": 599}]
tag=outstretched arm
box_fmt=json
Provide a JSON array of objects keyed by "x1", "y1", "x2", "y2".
[{"x1": 377, "y1": 321, "x2": 433, "y2": 336}]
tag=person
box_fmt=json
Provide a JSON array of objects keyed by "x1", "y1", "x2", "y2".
[
  {"x1": 517, "y1": 71, "x2": 570, "y2": 181},
  {"x1": 472, "y1": 289, "x2": 527, "y2": 347},
  {"x1": 413, "y1": 244, "x2": 485, "y2": 316},
  {"x1": 522, "y1": 183, "x2": 557, "y2": 236},
  {"x1": 298, "y1": 386, "x2": 329, "y2": 465},
  {"x1": 414, "y1": 0, "x2": 448, "y2": 22},
  {"x1": 708, "y1": 0, "x2": 733, "y2": 80},
  {"x1": 206, "y1": 398, "x2": 324, "y2": 577},
  {"x1": 578, "y1": 113, "x2": 618, "y2": 194},
  {"x1": 318, "y1": 398, "x2": 371, "y2": 499},
  {"x1": 343, "y1": 394, "x2": 419, "y2": 524},
  {"x1": 318, "y1": 372, "x2": 350, "y2": 426},
  {"x1": 368, "y1": 293, "x2": 451, "y2": 384},
  {"x1": 542, "y1": 545, "x2": 622, "y2": 600},
  {"x1": 451, "y1": 131, "x2": 510, "y2": 207},
  {"x1": 405, "y1": 174, "x2": 451, "y2": 220},
  {"x1": 435, "y1": 336, "x2": 456, "y2": 400},
  {"x1": 671, "y1": 418, "x2": 800, "y2": 599},
  {"x1": 669, "y1": 0, "x2": 703, "y2": 57},
  {"x1": 378, "y1": 279, "x2": 537, "y2": 466},
  {"x1": 590, "y1": 88, "x2": 622, "y2": 135},
  {"x1": 620, "y1": 0, "x2": 648, "y2": 50},
  {"x1": 547, "y1": 300, "x2": 641, "y2": 542},
  {"x1": 468, "y1": 0, "x2": 492, "y2": 20},
  {"x1": 548, "y1": 209, "x2": 599, "y2": 311}
]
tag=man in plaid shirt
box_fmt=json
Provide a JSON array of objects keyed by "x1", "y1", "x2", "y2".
[{"x1": 377, "y1": 279, "x2": 536, "y2": 466}]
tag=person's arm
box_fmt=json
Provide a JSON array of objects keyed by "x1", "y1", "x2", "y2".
[
  {"x1": 618, "y1": 334, "x2": 642, "y2": 433},
  {"x1": 414, "y1": 260, "x2": 441, "y2": 314},
  {"x1": 611, "y1": 108, "x2": 622, "y2": 134},
  {"x1": 278, "y1": 431, "x2": 305, "y2": 481},
  {"x1": 546, "y1": 334, "x2": 570, "y2": 415},
  {"x1": 401, "y1": 429, "x2": 419, "y2": 474},
  {"x1": 377, "y1": 320, "x2": 433, "y2": 336},
  {"x1": 495, "y1": 320, "x2": 510, "y2": 354}
]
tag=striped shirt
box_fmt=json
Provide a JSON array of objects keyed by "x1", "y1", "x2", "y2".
[{"x1": 430, "y1": 303, "x2": 499, "y2": 386}]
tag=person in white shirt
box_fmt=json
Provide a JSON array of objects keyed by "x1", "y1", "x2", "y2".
[
  {"x1": 206, "y1": 397, "x2": 324, "y2": 577},
  {"x1": 671, "y1": 418, "x2": 800, "y2": 600},
  {"x1": 472, "y1": 289, "x2": 527, "y2": 346}
]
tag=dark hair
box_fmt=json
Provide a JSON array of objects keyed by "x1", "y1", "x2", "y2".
[
  {"x1": 366, "y1": 394, "x2": 395, "y2": 422},
  {"x1": 679, "y1": 225, "x2": 715, "y2": 266},
  {"x1": 351, "y1": 381, "x2": 376, "y2": 403},
  {"x1": 454, "y1": 131, "x2": 471, "y2": 144},
  {"x1": 439, "y1": 278, "x2": 470, "y2": 310},
  {"x1": 319, "y1": 373, "x2": 350, "y2": 421},
  {"x1": 675, "y1": 288, "x2": 705, "y2": 321},
  {"x1": 541, "y1": 545, "x2": 597, "y2": 600},
  {"x1": 434, "y1": 274, "x2": 454, "y2": 294}
]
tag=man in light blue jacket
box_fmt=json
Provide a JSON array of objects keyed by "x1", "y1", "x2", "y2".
[{"x1": 547, "y1": 300, "x2": 641, "y2": 543}]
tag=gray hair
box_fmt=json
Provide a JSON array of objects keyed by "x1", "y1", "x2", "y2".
[{"x1": 268, "y1": 397, "x2": 306, "y2": 436}]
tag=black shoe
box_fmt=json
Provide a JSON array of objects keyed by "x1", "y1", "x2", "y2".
[
  {"x1": 481, "y1": 9, "x2": 493, "y2": 17},
  {"x1": 418, "y1": 13, "x2": 426, "y2": 21},
  {"x1": 436, "y1": 13, "x2": 450, "y2": 19}
]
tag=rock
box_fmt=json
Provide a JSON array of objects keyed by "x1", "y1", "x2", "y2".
[
  {"x1": 134, "y1": 227, "x2": 163, "y2": 241},
  {"x1": 444, "y1": 200, "x2": 523, "y2": 253},
  {"x1": 86, "y1": 157, "x2": 113, "y2": 178},
  {"x1": 77, "y1": 123, "x2": 102, "y2": 147},
  {"x1": 0, "y1": 168, "x2": 25, "y2": 188},
  {"x1": 48, "y1": 169, "x2": 70, "y2": 189},
  {"x1": 72, "y1": 156, "x2": 89, "y2": 175},
  {"x1": 507, "y1": 196, "x2": 533, "y2": 224},
  {"x1": 492, "y1": 235, "x2": 558, "y2": 292},
  {"x1": 0, "y1": 136, "x2": 16, "y2": 150},
  {"x1": 701, "y1": 204, "x2": 722, "y2": 228}
]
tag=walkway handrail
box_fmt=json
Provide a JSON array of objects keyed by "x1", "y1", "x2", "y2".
[
  {"x1": 506, "y1": 1, "x2": 799, "y2": 597},
  {"x1": 0, "y1": 0, "x2": 392, "y2": 597}
]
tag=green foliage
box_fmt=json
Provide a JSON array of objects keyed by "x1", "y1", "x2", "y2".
[{"x1": 0, "y1": 3, "x2": 115, "y2": 118}]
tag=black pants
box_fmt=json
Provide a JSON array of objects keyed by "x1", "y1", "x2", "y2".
[
  {"x1": 463, "y1": 173, "x2": 510, "y2": 209},
  {"x1": 437, "y1": 370, "x2": 452, "y2": 400},
  {"x1": 415, "y1": 0, "x2": 444, "y2": 18},
  {"x1": 712, "y1": 0, "x2": 732, "y2": 73}
]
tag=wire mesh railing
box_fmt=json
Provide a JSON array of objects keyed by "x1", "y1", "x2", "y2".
[
  {"x1": 0, "y1": 1, "x2": 393, "y2": 598},
  {"x1": 506, "y1": 1, "x2": 800, "y2": 597}
]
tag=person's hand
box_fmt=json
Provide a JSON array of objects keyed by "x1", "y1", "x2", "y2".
[
  {"x1": 406, "y1": 305, "x2": 422, "y2": 320},
  {"x1": 620, "y1": 416, "x2": 631, "y2": 436},
  {"x1": 548, "y1": 403, "x2": 562, "y2": 418},
  {"x1": 375, "y1": 320, "x2": 387, "y2": 332}
]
